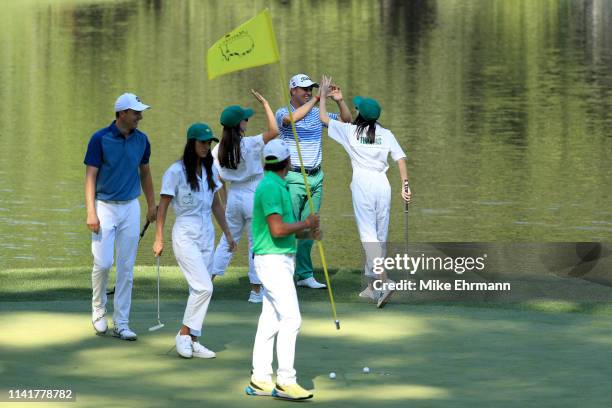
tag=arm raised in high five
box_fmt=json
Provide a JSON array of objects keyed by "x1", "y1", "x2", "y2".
[{"x1": 251, "y1": 89, "x2": 279, "y2": 143}]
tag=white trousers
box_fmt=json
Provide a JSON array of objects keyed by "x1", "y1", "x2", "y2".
[
  {"x1": 252, "y1": 254, "x2": 301, "y2": 385},
  {"x1": 91, "y1": 199, "x2": 140, "y2": 326},
  {"x1": 172, "y1": 219, "x2": 215, "y2": 337},
  {"x1": 351, "y1": 168, "x2": 391, "y2": 278},
  {"x1": 212, "y1": 183, "x2": 260, "y2": 284}
]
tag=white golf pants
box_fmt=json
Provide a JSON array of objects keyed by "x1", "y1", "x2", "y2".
[
  {"x1": 91, "y1": 199, "x2": 140, "y2": 326},
  {"x1": 212, "y1": 183, "x2": 259, "y2": 284},
  {"x1": 172, "y1": 218, "x2": 215, "y2": 337},
  {"x1": 252, "y1": 254, "x2": 301, "y2": 385},
  {"x1": 351, "y1": 168, "x2": 391, "y2": 278}
]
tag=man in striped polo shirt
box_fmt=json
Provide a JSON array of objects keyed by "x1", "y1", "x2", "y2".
[{"x1": 275, "y1": 74, "x2": 352, "y2": 288}]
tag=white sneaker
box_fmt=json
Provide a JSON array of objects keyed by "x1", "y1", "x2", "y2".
[
  {"x1": 358, "y1": 287, "x2": 378, "y2": 301},
  {"x1": 377, "y1": 279, "x2": 395, "y2": 309},
  {"x1": 248, "y1": 290, "x2": 263, "y2": 303},
  {"x1": 192, "y1": 341, "x2": 216, "y2": 359},
  {"x1": 112, "y1": 325, "x2": 138, "y2": 341},
  {"x1": 92, "y1": 314, "x2": 108, "y2": 334},
  {"x1": 296, "y1": 277, "x2": 326, "y2": 289},
  {"x1": 176, "y1": 333, "x2": 193, "y2": 358}
]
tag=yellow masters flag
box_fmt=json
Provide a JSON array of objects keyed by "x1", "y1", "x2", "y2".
[{"x1": 207, "y1": 9, "x2": 280, "y2": 80}]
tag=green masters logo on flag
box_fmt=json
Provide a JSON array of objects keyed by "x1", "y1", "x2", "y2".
[{"x1": 207, "y1": 9, "x2": 280, "y2": 80}]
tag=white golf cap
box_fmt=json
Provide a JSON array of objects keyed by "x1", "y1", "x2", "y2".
[
  {"x1": 114, "y1": 93, "x2": 150, "y2": 112},
  {"x1": 263, "y1": 139, "x2": 291, "y2": 164},
  {"x1": 288, "y1": 74, "x2": 319, "y2": 90}
]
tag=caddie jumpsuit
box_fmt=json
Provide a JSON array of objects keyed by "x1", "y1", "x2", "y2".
[
  {"x1": 326, "y1": 120, "x2": 407, "y2": 278},
  {"x1": 160, "y1": 161, "x2": 220, "y2": 336},
  {"x1": 211, "y1": 135, "x2": 265, "y2": 285}
]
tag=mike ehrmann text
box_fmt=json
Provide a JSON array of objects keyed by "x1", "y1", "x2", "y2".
[{"x1": 373, "y1": 279, "x2": 512, "y2": 291}]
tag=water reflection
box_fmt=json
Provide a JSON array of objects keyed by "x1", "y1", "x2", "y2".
[
  {"x1": 0, "y1": 0, "x2": 611, "y2": 269},
  {"x1": 381, "y1": 0, "x2": 437, "y2": 55}
]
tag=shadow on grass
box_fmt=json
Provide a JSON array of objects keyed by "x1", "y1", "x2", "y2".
[
  {"x1": 2, "y1": 266, "x2": 612, "y2": 317},
  {"x1": 0, "y1": 266, "x2": 358, "y2": 303},
  {"x1": 2, "y1": 298, "x2": 612, "y2": 407}
]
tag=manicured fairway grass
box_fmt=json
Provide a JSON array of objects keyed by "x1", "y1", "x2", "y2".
[{"x1": 2, "y1": 267, "x2": 612, "y2": 407}]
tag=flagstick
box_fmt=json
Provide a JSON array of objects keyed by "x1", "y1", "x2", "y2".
[
  {"x1": 204, "y1": 7, "x2": 339, "y2": 329},
  {"x1": 277, "y1": 63, "x2": 340, "y2": 330}
]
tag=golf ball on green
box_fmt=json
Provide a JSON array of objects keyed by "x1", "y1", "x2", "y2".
[
  {"x1": 329, "y1": 372, "x2": 336, "y2": 379},
  {"x1": 363, "y1": 367, "x2": 370, "y2": 373}
]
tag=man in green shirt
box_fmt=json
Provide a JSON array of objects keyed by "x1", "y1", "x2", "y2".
[{"x1": 246, "y1": 139, "x2": 320, "y2": 401}]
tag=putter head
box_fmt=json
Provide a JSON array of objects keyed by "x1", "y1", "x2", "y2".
[
  {"x1": 148, "y1": 322, "x2": 165, "y2": 332},
  {"x1": 335, "y1": 320, "x2": 340, "y2": 330}
]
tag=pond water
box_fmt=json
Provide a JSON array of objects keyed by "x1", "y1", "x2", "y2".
[{"x1": 1, "y1": 0, "x2": 611, "y2": 269}]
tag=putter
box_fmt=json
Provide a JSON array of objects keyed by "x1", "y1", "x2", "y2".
[
  {"x1": 107, "y1": 218, "x2": 152, "y2": 296},
  {"x1": 403, "y1": 180, "x2": 409, "y2": 251},
  {"x1": 377, "y1": 182, "x2": 410, "y2": 310},
  {"x1": 148, "y1": 256, "x2": 165, "y2": 332}
]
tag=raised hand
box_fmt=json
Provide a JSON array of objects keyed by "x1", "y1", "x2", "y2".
[
  {"x1": 251, "y1": 89, "x2": 270, "y2": 106},
  {"x1": 329, "y1": 85, "x2": 344, "y2": 102},
  {"x1": 320, "y1": 75, "x2": 332, "y2": 97}
]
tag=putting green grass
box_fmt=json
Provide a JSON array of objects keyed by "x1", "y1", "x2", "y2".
[{"x1": 2, "y1": 267, "x2": 612, "y2": 407}]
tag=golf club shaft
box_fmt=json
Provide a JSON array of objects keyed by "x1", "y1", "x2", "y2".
[
  {"x1": 404, "y1": 182, "x2": 409, "y2": 251},
  {"x1": 156, "y1": 256, "x2": 161, "y2": 320},
  {"x1": 139, "y1": 220, "x2": 150, "y2": 241},
  {"x1": 149, "y1": 257, "x2": 164, "y2": 332},
  {"x1": 139, "y1": 205, "x2": 158, "y2": 241},
  {"x1": 404, "y1": 206, "x2": 409, "y2": 250}
]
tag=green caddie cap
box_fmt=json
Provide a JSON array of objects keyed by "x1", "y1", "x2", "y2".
[
  {"x1": 220, "y1": 105, "x2": 254, "y2": 127},
  {"x1": 186, "y1": 123, "x2": 218, "y2": 142},
  {"x1": 353, "y1": 96, "x2": 381, "y2": 121}
]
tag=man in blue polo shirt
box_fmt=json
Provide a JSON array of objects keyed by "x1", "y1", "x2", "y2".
[
  {"x1": 84, "y1": 92, "x2": 157, "y2": 341},
  {"x1": 275, "y1": 73, "x2": 352, "y2": 289}
]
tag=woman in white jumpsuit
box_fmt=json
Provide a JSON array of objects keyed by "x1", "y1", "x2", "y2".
[
  {"x1": 211, "y1": 90, "x2": 278, "y2": 303},
  {"x1": 153, "y1": 123, "x2": 236, "y2": 358},
  {"x1": 318, "y1": 76, "x2": 412, "y2": 308}
]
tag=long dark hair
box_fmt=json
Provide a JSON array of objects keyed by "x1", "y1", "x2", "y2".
[
  {"x1": 218, "y1": 126, "x2": 242, "y2": 169},
  {"x1": 354, "y1": 114, "x2": 377, "y2": 144},
  {"x1": 182, "y1": 139, "x2": 216, "y2": 192}
]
